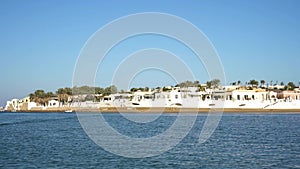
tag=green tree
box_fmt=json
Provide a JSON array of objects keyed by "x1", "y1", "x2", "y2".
[
  {"x1": 194, "y1": 80, "x2": 200, "y2": 86},
  {"x1": 155, "y1": 87, "x2": 162, "y2": 92},
  {"x1": 29, "y1": 89, "x2": 49, "y2": 106},
  {"x1": 95, "y1": 87, "x2": 104, "y2": 94},
  {"x1": 260, "y1": 80, "x2": 265, "y2": 86},
  {"x1": 130, "y1": 88, "x2": 138, "y2": 92},
  {"x1": 206, "y1": 81, "x2": 212, "y2": 88},
  {"x1": 196, "y1": 85, "x2": 206, "y2": 92},
  {"x1": 287, "y1": 82, "x2": 296, "y2": 90},
  {"x1": 110, "y1": 85, "x2": 117, "y2": 94},
  {"x1": 162, "y1": 86, "x2": 172, "y2": 92},
  {"x1": 103, "y1": 85, "x2": 118, "y2": 96},
  {"x1": 176, "y1": 80, "x2": 195, "y2": 88},
  {"x1": 73, "y1": 86, "x2": 93, "y2": 95},
  {"x1": 206, "y1": 79, "x2": 220, "y2": 89},
  {"x1": 57, "y1": 88, "x2": 72, "y2": 106},
  {"x1": 249, "y1": 79, "x2": 259, "y2": 87}
]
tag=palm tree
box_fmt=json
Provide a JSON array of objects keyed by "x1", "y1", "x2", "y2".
[
  {"x1": 211, "y1": 79, "x2": 221, "y2": 89},
  {"x1": 197, "y1": 85, "x2": 206, "y2": 92},
  {"x1": 194, "y1": 81, "x2": 200, "y2": 86},
  {"x1": 206, "y1": 81, "x2": 212, "y2": 88},
  {"x1": 29, "y1": 93, "x2": 37, "y2": 104},
  {"x1": 130, "y1": 88, "x2": 138, "y2": 92},
  {"x1": 260, "y1": 80, "x2": 265, "y2": 87},
  {"x1": 249, "y1": 80, "x2": 258, "y2": 87},
  {"x1": 95, "y1": 87, "x2": 104, "y2": 95},
  {"x1": 29, "y1": 89, "x2": 49, "y2": 106},
  {"x1": 57, "y1": 88, "x2": 72, "y2": 106},
  {"x1": 287, "y1": 82, "x2": 296, "y2": 90}
]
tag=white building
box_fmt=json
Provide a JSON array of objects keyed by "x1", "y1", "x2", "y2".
[
  {"x1": 225, "y1": 89, "x2": 277, "y2": 102},
  {"x1": 5, "y1": 99, "x2": 20, "y2": 111},
  {"x1": 99, "y1": 93, "x2": 132, "y2": 107},
  {"x1": 48, "y1": 99, "x2": 59, "y2": 108},
  {"x1": 166, "y1": 87, "x2": 182, "y2": 107},
  {"x1": 131, "y1": 91, "x2": 155, "y2": 107},
  {"x1": 5, "y1": 97, "x2": 33, "y2": 111}
]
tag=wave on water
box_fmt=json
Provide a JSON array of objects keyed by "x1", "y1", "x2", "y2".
[{"x1": 0, "y1": 116, "x2": 74, "y2": 126}]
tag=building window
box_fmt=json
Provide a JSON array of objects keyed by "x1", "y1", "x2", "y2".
[
  {"x1": 252, "y1": 95, "x2": 255, "y2": 100},
  {"x1": 237, "y1": 95, "x2": 240, "y2": 100},
  {"x1": 175, "y1": 95, "x2": 178, "y2": 99}
]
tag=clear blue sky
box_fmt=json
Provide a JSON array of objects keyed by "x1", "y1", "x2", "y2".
[{"x1": 1, "y1": 0, "x2": 300, "y2": 106}]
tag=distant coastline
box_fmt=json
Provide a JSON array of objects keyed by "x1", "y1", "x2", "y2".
[
  {"x1": 4, "y1": 80, "x2": 300, "y2": 113},
  {"x1": 3, "y1": 107, "x2": 300, "y2": 113}
]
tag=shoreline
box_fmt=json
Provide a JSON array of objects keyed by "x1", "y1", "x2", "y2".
[{"x1": 3, "y1": 107, "x2": 300, "y2": 113}]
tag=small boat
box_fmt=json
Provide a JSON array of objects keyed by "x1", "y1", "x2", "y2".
[{"x1": 64, "y1": 109, "x2": 73, "y2": 113}]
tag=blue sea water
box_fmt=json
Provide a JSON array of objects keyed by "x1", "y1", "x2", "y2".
[{"x1": 0, "y1": 112, "x2": 299, "y2": 168}]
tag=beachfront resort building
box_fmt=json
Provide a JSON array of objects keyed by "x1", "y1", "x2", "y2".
[
  {"x1": 277, "y1": 90, "x2": 300, "y2": 101},
  {"x1": 225, "y1": 89, "x2": 277, "y2": 102},
  {"x1": 5, "y1": 97, "x2": 37, "y2": 111}
]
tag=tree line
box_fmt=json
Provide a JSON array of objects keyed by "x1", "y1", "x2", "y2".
[
  {"x1": 29, "y1": 85, "x2": 117, "y2": 106},
  {"x1": 230, "y1": 79, "x2": 299, "y2": 90}
]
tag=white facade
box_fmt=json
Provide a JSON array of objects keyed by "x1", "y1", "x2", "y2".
[
  {"x1": 226, "y1": 90, "x2": 277, "y2": 102},
  {"x1": 28, "y1": 102, "x2": 38, "y2": 110},
  {"x1": 5, "y1": 97, "x2": 32, "y2": 111},
  {"x1": 166, "y1": 88, "x2": 182, "y2": 107},
  {"x1": 131, "y1": 91, "x2": 155, "y2": 107},
  {"x1": 48, "y1": 100, "x2": 59, "y2": 107},
  {"x1": 99, "y1": 94, "x2": 132, "y2": 107},
  {"x1": 5, "y1": 99, "x2": 19, "y2": 110}
]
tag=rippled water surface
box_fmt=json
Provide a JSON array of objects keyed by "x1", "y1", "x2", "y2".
[{"x1": 0, "y1": 112, "x2": 299, "y2": 168}]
